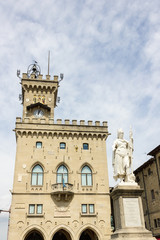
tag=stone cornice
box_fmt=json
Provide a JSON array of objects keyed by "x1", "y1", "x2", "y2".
[{"x1": 15, "y1": 118, "x2": 109, "y2": 140}]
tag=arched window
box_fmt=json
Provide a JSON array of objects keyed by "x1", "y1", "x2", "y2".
[
  {"x1": 31, "y1": 165, "x2": 43, "y2": 186},
  {"x1": 81, "y1": 166, "x2": 92, "y2": 186},
  {"x1": 57, "y1": 165, "x2": 68, "y2": 183}
]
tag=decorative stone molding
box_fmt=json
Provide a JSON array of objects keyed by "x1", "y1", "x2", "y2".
[
  {"x1": 16, "y1": 130, "x2": 108, "y2": 140},
  {"x1": 15, "y1": 118, "x2": 109, "y2": 140}
]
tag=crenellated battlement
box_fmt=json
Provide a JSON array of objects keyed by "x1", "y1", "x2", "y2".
[
  {"x1": 15, "y1": 117, "x2": 109, "y2": 140},
  {"x1": 16, "y1": 117, "x2": 108, "y2": 127},
  {"x1": 22, "y1": 73, "x2": 59, "y2": 82}
]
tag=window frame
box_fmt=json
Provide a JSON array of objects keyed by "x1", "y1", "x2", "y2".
[
  {"x1": 36, "y1": 142, "x2": 42, "y2": 149},
  {"x1": 31, "y1": 165, "x2": 44, "y2": 186},
  {"x1": 37, "y1": 204, "x2": 43, "y2": 214},
  {"x1": 83, "y1": 143, "x2": 89, "y2": 150},
  {"x1": 81, "y1": 166, "x2": 92, "y2": 186},
  {"x1": 57, "y1": 165, "x2": 68, "y2": 184},
  {"x1": 60, "y1": 142, "x2": 66, "y2": 149},
  {"x1": 29, "y1": 204, "x2": 43, "y2": 215},
  {"x1": 29, "y1": 204, "x2": 35, "y2": 214},
  {"x1": 82, "y1": 204, "x2": 87, "y2": 214},
  {"x1": 151, "y1": 189, "x2": 155, "y2": 200},
  {"x1": 81, "y1": 204, "x2": 95, "y2": 214},
  {"x1": 89, "y1": 204, "x2": 95, "y2": 213}
]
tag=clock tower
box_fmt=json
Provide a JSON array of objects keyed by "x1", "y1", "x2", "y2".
[
  {"x1": 8, "y1": 62, "x2": 111, "y2": 240},
  {"x1": 21, "y1": 63, "x2": 59, "y2": 120}
]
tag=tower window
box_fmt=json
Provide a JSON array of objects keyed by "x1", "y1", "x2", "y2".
[
  {"x1": 148, "y1": 168, "x2": 152, "y2": 175},
  {"x1": 81, "y1": 166, "x2": 92, "y2": 186},
  {"x1": 36, "y1": 142, "x2": 42, "y2": 149},
  {"x1": 151, "y1": 189, "x2": 155, "y2": 200},
  {"x1": 60, "y1": 142, "x2": 66, "y2": 149},
  {"x1": 57, "y1": 165, "x2": 68, "y2": 184},
  {"x1": 154, "y1": 219, "x2": 157, "y2": 228},
  {"x1": 31, "y1": 165, "x2": 43, "y2": 186},
  {"x1": 83, "y1": 143, "x2": 89, "y2": 150}
]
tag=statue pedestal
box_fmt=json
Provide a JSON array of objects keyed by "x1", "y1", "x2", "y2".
[{"x1": 111, "y1": 183, "x2": 155, "y2": 240}]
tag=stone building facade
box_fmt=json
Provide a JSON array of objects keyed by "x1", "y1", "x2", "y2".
[
  {"x1": 134, "y1": 145, "x2": 160, "y2": 239},
  {"x1": 8, "y1": 64, "x2": 111, "y2": 240}
]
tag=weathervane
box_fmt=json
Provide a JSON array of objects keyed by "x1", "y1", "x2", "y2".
[{"x1": 27, "y1": 61, "x2": 41, "y2": 78}]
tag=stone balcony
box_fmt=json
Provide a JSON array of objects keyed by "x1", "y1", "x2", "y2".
[{"x1": 51, "y1": 183, "x2": 74, "y2": 201}]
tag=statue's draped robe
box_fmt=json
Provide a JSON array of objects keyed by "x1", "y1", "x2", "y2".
[{"x1": 112, "y1": 139, "x2": 129, "y2": 181}]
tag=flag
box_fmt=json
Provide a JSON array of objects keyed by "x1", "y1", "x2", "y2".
[{"x1": 63, "y1": 178, "x2": 66, "y2": 189}]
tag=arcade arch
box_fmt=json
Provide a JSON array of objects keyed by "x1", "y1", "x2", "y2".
[
  {"x1": 24, "y1": 230, "x2": 44, "y2": 240},
  {"x1": 80, "y1": 229, "x2": 99, "y2": 240},
  {"x1": 52, "y1": 229, "x2": 72, "y2": 240}
]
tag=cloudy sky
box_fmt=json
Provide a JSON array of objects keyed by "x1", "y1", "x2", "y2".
[{"x1": 0, "y1": 0, "x2": 160, "y2": 239}]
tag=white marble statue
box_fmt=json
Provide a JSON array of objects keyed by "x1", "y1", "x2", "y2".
[{"x1": 112, "y1": 128, "x2": 135, "y2": 183}]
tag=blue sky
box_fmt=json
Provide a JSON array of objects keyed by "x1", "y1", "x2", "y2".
[{"x1": 1, "y1": 0, "x2": 160, "y2": 239}]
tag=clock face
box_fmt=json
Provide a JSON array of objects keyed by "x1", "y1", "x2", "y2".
[{"x1": 34, "y1": 109, "x2": 44, "y2": 118}]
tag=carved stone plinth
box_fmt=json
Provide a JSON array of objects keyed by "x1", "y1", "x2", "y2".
[{"x1": 111, "y1": 183, "x2": 155, "y2": 240}]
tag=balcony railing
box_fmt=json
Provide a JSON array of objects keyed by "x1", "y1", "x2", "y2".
[{"x1": 51, "y1": 183, "x2": 74, "y2": 201}]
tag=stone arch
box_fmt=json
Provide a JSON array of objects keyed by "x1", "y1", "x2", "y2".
[
  {"x1": 43, "y1": 132, "x2": 48, "y2": 139},
  {"x1": 55, "y1": 162, "x2": 71, "y2": 172},
  {"x1": 83, "y1": 133, "x2": 88, "y2": 140},
  {"x1": 53, "y1": 132, "x2": 58, "y2": 138},
  {"x1": 37, "y1": 86, "x2": 41, "y2": 93},
  {"x1": 41, "y1": 86, "x2": 46, "y2": 92},
  {"x1": 50, "y1": 226, "x2": 73, "y2": 240},
  {"x1": 88, "y1": 134, "x2": 92, "y2": 140},
  {"x1": 102, "y1": 134, "x2": 107, "y2": 140},
  {"x1": 68, "y1": 133, "x2": 73, "y2": 139},
  {"x1": 22, "y1": 226, "x2": 46, "y2": 240},
  {"x1": 22, "y1": 131, "x2": 27, "y2": 137},
  {"x1": 16, "y1": 131, "x2": 21, "y2": 137},
  {"x1": 38, "y1": 132, "x2": 43, "y2": 138},
  {"x1": 98, "y1": 134, "x2": 102, "y2": 140},
  {"x1": 80, "y1": 164, "x2": 94, "y2": 187},
  {"x1": 63, "y1": 132, "x2": 68, "y2": 139},
  {"x1": 93, "y1": 134, "x2": 98, "y2": 140},
  {"x1": 48, "y1": 132, "x2": 53, "y2": 138},
  {"x1": 28, "y1": 131, "x2": 32, "y2": 138},
  {"x1": 80, "y1": 162, "x2": 95, "y2": 173},
  {"x1": 78, "y1": 133, "x2": 82, "y2": 139},
  {"x1": 73, "y1": 133, "x2": 77, "y2": 139},
  {"x1": 58, "y1": 132, "x2": 62, "y2": 139},
  {"x1": 46, "y1": 86, "x2": 50, "y2": 91},
  {"x1": 24, "y1": 230, "x2": 43, "y2": 240},
  {"x1": 30, "y1": 162, "x2": 45, "y2": 173},
  {"x1": 33, "y1": 85, "x2": 37, "y2": 90},
  {"x1": 77, "y1": 225, "x2": 101, "y2": 240},
  {"x1": 33, "y1": 131, "x2": 38, "y2": 138}
]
